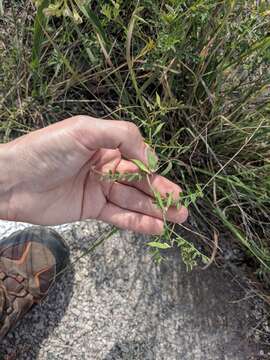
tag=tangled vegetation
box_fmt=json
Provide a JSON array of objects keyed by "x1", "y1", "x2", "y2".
[{"x1": 0, "y1": 1, "x2": 270, "y2": 284}]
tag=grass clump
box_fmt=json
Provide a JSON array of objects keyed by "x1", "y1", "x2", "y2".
[{"x1": 0, "y1": 1, "x2": 270, "y2": 283}]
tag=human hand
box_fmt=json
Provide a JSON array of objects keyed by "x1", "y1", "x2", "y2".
[{"x1": 2, "y1": 116, "x2": 188, "y2": 234}]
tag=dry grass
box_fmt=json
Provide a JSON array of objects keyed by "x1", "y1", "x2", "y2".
[{"x1": 0, "y1": 0, "x2": 270, "y2": 283}]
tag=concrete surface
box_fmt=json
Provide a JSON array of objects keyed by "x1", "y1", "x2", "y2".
[{"x1": 0, "y1": 220, "x2": 265, "y2": 359}]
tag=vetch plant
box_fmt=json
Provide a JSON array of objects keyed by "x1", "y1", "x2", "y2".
[
  {"x1": 95, "y1": 149, "x2": 209, "y2": 270},
  {"x1": 34, "y1": 0, "x2": 86, "y2": 23}
]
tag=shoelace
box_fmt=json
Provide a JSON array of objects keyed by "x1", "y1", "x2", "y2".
[
  {"x1": 0, "y1": 272, "x2": 27, "y2": 320},
  {"x1": 0, "y1": 281, "x2": 11, "y2": 320}
]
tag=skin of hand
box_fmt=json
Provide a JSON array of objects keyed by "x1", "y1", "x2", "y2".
[{"x1": 0, "y1": 116, "x2": 188, "y2": 235}]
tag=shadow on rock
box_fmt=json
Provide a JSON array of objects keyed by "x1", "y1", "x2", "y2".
[
  {"x1": 0, "y1": 265, "x2": 75, "y2": 360},
  {"x1": 86, "y1": 229, "x2": 258, "y2": 360},
  {"x1": 103, "y1": 339, "x2": 156, "y2": 360}
]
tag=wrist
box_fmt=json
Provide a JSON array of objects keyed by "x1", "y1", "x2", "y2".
[{"x1": 0, "y1": 143, "x2": 17, "y2": 221}]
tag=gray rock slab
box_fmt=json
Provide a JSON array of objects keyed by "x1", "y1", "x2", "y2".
[{"x1": 0, "y1": 220, "x2": 264, "y2": 359}]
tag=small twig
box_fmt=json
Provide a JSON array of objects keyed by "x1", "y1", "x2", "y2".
[
  {"x1": 202, "y1": 120, "x2": 264, "y2": 191},
  {"x1": 202, "y1": 229, "x2": 219, "y2": 270}
]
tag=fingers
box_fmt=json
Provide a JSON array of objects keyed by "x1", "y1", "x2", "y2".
[
  {"x1": 116, "y1": 159, "x2": 182, "y2": 200},
  {"x1": 108, "y1": 182, "x2": 188, "y2": 223},
  {"x1": 70, "y1": 116, "x2": 155, "y2": 165},
  {"x1": 98, "y1": 203, "x2": 164, "y2": 235}
]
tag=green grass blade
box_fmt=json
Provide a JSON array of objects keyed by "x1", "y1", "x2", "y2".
[
  {"x1": 31, "y1": 0, "x2": 50, "y2": 71},
  {"x1": 78, "y1": 4, "x2": 109, "y2": 48}
]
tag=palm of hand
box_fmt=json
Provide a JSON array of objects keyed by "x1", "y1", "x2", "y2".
[{"x1": 9, "y1": 130, "x2": 121, "y2": 223}]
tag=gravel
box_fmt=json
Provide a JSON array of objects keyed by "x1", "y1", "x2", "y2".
[{"x1": 0, "y1": 220, "x2": 269, "y2": 359}]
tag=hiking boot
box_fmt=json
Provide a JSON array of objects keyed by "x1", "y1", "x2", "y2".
[{"x1": 0, "y1": 226, "x2": 69, "y2": 340}]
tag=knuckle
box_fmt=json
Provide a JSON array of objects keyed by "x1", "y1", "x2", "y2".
[
  {"x1": 69, "y1": 115, "x2": 98, "y2": 131},
  {"x1": 123, "y1": 121, "x2": 141, "y2": 138},
  {"x1": 72, "y1": 115, "x2": 92, "y2": 126}
]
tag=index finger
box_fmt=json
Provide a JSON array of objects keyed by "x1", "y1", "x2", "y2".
[{"x1": 71, "y1": 116, "x2": 155, "y2": 165}]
